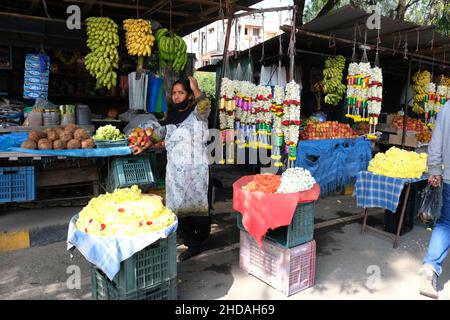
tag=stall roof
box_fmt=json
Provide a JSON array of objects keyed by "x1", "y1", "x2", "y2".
[
  {"x1": 199, "y1": 5, "x2": 450, "y2": 71},
  {"x1": 0, "y1": 0, "x2": 261, "y2": 50}
]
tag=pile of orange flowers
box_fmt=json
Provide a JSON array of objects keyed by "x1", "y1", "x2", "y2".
[{"x1": 243, "y1": 174, "x2": 281, "y2": 193}]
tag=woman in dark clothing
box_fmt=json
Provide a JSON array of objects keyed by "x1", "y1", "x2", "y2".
[{"x1": 131, "y1": 76, "x2": 212, "y2": 261}]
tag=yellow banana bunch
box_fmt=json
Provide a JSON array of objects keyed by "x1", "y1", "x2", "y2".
[
  {"x1": 156, "y1": 28, "x2": 188, "y2": 72},
  {"x1": 412, "y1": 70, "x2": 431, "y2": 114},
  {"x1": 84, "y1": 17, "x2": 119, "y2": 90},
  {"x1": 123, "y1": 19, "x2": 155, "y2": 57},
  {"x1": 323, "y1": 55, "x2": 346, "y2": 106}
]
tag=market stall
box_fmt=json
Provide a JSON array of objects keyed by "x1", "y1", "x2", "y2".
[
  {"x1": 0, "y1": 0, "x2": 262, "y2": 301},
  {"x1": 195, "y1": 4, "x2": 450, "y2": 295}
]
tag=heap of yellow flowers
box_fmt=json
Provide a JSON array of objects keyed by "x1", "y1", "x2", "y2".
[
  {"x1": 76, "y1": 185, "x2": 176, "y2": 237},
  {"x1": 368, "y1": 147, "x2": 427, "y2": 178}
]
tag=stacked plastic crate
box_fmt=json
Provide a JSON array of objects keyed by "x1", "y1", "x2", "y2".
[
  {"x1": 91, "y1": 232, "x2": 177, "y2": 300},
  {"x1": 237, "y1": 202, "x2": 316, "y2": 296},
  {"x1": 106, "y1": 155, "x2": 155, "y2": 193},
  {"x1": 0, "y1": 166, "x2": 36, "y2": 203}
]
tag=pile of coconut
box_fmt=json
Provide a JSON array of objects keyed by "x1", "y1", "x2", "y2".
[{"x1": 21, "y1": 124, "x2": 95, "y2": 150}]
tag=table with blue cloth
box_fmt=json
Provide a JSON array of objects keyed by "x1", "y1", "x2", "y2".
[
  {"x1": 295, "y1": 138, "x2": 372, "y2": 196},
  {"x1": 355, "y1": 171, "x2": 428, "y2": 248}
]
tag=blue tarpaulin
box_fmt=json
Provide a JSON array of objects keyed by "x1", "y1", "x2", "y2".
[
  {"x1": 0, "y1": 133, "x2": 29, "y2": 151},
  {"x1": 9, "y1": 146, "x2": 132, "y2": 157},
  {"x1": 295, "y1": 138, "x2": 372, "y2": 196}
]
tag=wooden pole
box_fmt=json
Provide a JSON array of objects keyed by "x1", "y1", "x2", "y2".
[
  {"x1": 402, "y1": 58, "x2": 413, "y2": 148},
  {"x1": 233, "y1": 6, "x2": 294, "y2": 19}
]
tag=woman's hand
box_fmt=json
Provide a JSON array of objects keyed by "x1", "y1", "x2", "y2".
[
  {"x1": 188, "y1": 76, "x2": 202, "y2": 97},
  {"x1": 130, "y1": 141, "x2": 152, "y2": 155},
  {"x1": 429, "y1": 175, "x2": 442, "y2": 187},
  {"x1": 130, "y1": 145, "x2": 144, "y2": 155}
]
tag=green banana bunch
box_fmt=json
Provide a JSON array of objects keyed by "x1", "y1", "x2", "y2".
[
  {"x1": 156, "y1": 28, "x2": 188, "y2": 72},
  {"x1": 84, "y1": 17, "x2": 119, "y2": 90},
  {"x1": 323, "y1": 55, "x2": 346, "y2": 106}
]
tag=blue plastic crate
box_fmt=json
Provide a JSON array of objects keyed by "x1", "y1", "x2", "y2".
[
  {"x1": 237, "y1": 201, "x2": 315, "y2": 248},
  {"x1": 107, "y1": 156, "x2": 155, "y2": 192},
  {"x1": 0, "y1": 166, "x2": 35, "y2": 203}
]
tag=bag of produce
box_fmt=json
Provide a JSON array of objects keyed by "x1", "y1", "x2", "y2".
[{"x1": 418, "y1": 184, "x2": 442, "y2": 223}]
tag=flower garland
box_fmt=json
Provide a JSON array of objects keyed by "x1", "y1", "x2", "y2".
[
  {"x1": 367, "y1": 66, "x2": 383, "y2": 135},
  {"x1": 424, "y1": 82, "x2": 436, "y2": 124},
  {"x1": 270, "y1": 85, "x2": 285, "y2": 167},
  {"x1": 282, "y1": 80, "x2": 301, "y2": 166},
  {"x1": 219, "y1": 78, "x2": 236, "y2": 164},
  {"x1": 346, "y1": 62, "x2": 371, "y2": 120},
  {"x1": 255, "y1": 86, "x2": 273, "y2": 150}
]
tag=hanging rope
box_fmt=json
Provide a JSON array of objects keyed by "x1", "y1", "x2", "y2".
[
  {"x1": 169, "y1": 0, "x2": 173, "y2": 33},
  {"x1": 248, "y1": 14, "x2": 251, "y2": 58},
  {"x1": 136, "y1": 0, "x2": 139, "y2": 19},
  {"x1": 416, "y1": 30, "x2": 420, "y2": 52},
  {"x1": 403, "y1": 34, "x2": 408, "y2": 60},
  {"x1": 260, "y1": 13, "x2": 265, "y2": 64},
  {"x1": 42, "y1": 0, "x2": 51, "y2": 19},
  {"x1": 361, "y1": 29, "x2": 368, "y2": 63},
  {"x1": 219, "y1": 0, "x2": 225, "y2": 34},
  {"x1": 234, "y1": 17, "x2": 238, "y2": 58},
  {"x1": 431, "y1": 30, "x2": 435, "y2": 50},
  {"x1": 374, "y1": 28, "x2": 380, "y2": 67},
  {"x1": 392, "y1": 34, "x2": 396, "y2": 56},
  {"x1": 352, "y1": 24, "x2": 357, "y2": 61}
]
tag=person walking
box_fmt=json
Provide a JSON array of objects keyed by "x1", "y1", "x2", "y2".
[{"x1": 419, "y1": 100, "x2": 450, "y2": 299}]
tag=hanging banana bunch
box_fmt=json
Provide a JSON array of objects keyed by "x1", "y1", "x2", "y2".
[
  {"x1": 84, "y1": 17, "x2": 119, "y2": 90},
  {"x1": 156, "y1": 28, "x2": 188, "y2": 72},
  {"x1": 123, "y1": 19, "x2": 155, "y2": 57},
  {"x1": 412, "y1": 70, "x2": 431, "y2": 114},
  {"x1": 323, "y1": 55, "x2": 347, "y2": 106}
]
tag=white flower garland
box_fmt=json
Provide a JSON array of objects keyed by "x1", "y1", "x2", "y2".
[{"x1": 276, "y1": 167, "x2": 316, "y2": 193}]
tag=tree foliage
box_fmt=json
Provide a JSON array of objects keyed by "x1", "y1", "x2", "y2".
[
  {"x1": 194, "y1": 71, "x2": 216, "y2": 101},
  {"x1": 300, "y1": 0, "x2": 449, "y2": 35}
]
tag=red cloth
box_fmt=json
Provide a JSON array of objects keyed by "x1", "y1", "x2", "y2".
[{"x1": 233, "y1": 175, "x2": 320, "y2": 246}]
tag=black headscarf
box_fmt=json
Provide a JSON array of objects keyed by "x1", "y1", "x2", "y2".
[{"x1": 163, "y1": 78, "x2": 196, "y2": 126}]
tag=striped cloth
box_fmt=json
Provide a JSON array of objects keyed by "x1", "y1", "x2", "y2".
[{"x1": 355, "y1": 171, "x2": 427, "y2": 212}]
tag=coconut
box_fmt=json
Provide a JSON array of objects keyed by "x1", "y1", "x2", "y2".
[
  {"x1": 64, "y1": 124, "x2": 78, "y2": 134},
  {"x1": 81, "y1": 139, "x2": 95, "y2": 149},
  {"x1": 67, "y1": 139, "x2": 81, "y2": 149},
  {"x1": 37, "y1": 138, "x2": 52, "y2": 150},
  {"x1": 46, "y1": 130, "x2": 58, "y2": 142},
  {"x1": 28, "y1": 130, "x2": 41, "y2": 142},
  {"x1": 55, "y1": 127, "x2": 65, "y2": 138},
  {"x1": 60, "y1": 133, "x2": 73, "y2": 143},
  {"x1": 21, "y1": 140, "x2": 37, "y2": 149},
  {"x1": 53, "y1": 139, "x2": 66, "y2": 150},
  {"x1": 74, "y1": 128, "x2": 90, "y2": 141}
]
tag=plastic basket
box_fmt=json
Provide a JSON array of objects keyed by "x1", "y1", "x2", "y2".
[
  {"x1": 0, "y1": 166, "x2": 35, "y2": 203},
  {"x1": 107, "y1": 156, "x2": 155, "y2": 192},
  {"x1": 91, "y1": 269, "x2": 177, "y2": 300},
  {"x1": 239, "y1": 230, "x2": 316, "y2": 296},
  {"x1": 94, "y1": 139, "x2": 129, "y2": 148},
  {"x1": 95, "y1": 232, "x2": 177, "y2": 293},
  {"x1": 237, "y1": 201, "x2": 315, "y2": 248}
]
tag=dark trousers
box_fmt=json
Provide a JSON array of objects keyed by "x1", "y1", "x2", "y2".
[{"x1": 177, "y1": 216, "x2": 211, "y2": 249}]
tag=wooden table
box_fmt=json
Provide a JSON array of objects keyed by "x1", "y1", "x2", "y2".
[{"x1": 360, "y1": 183, "x2": 412, "y2": 249}]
